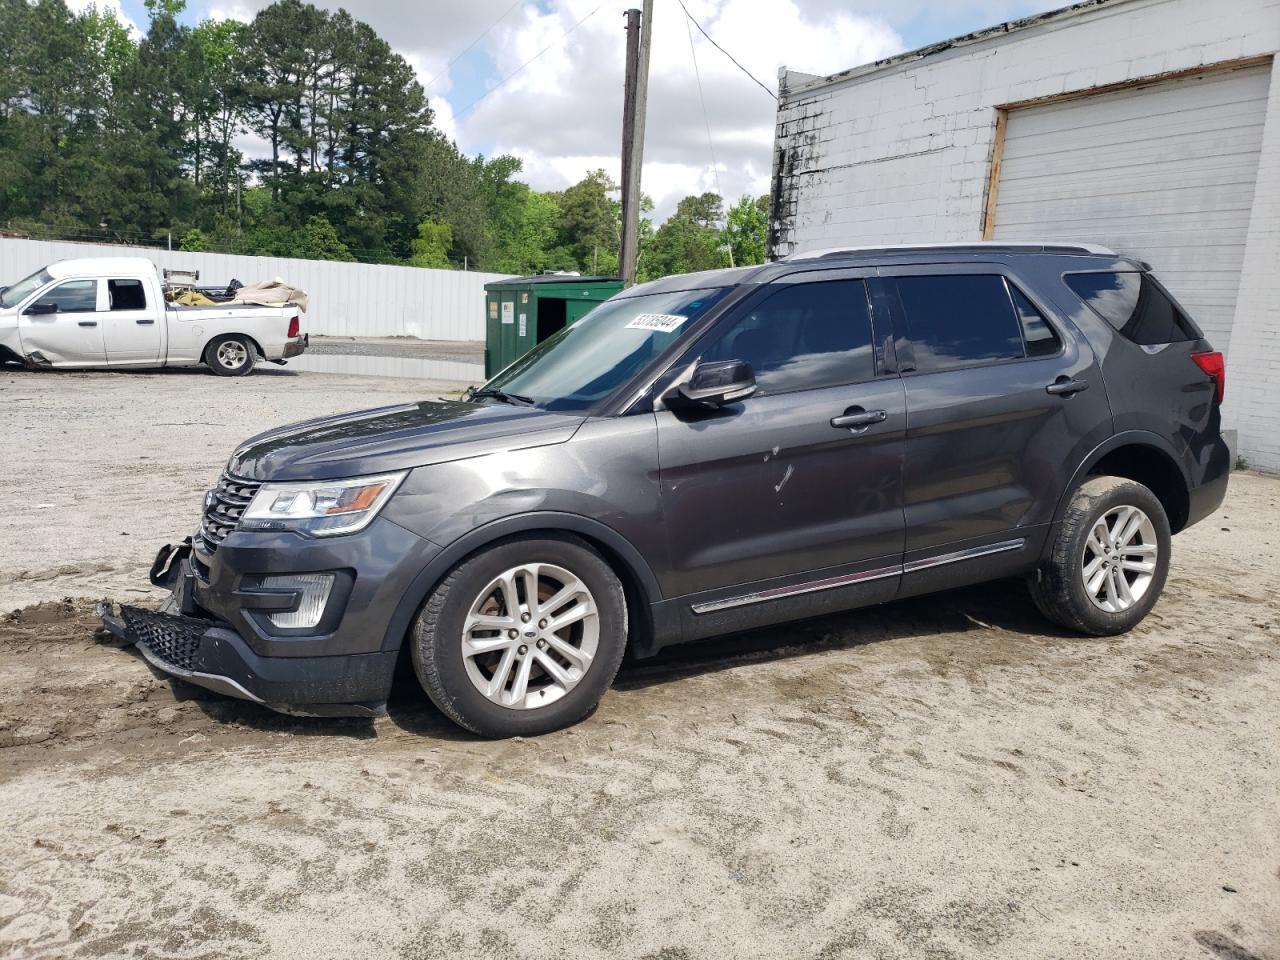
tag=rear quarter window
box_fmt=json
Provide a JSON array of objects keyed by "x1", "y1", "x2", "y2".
[{"x1": 1064, "y1": 271, "x2": 1199, "y2": 345}]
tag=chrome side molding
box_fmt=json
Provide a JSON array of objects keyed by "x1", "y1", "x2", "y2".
[
  {"x1": 691, "y1": 563, "x2": 901, "y2": 614},
  {"x1": 903, "y1": 538, "x2": 1026, "y2": 573},
  {"x1": 690, "y1": 538, "x2": 1026, "y2": 615}
]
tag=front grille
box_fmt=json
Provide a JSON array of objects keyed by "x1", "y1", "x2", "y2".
[
  {"x1": 120, "y1": 605, "x2": 206, "y2": 672},
  {"x1": 199, "y1": 472, "x2": 262, "y2": 553}
]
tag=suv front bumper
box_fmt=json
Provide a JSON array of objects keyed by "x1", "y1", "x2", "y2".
[
  {"x1": 99, "y1": 514, "x2": 442, "y2": 716},
  {"x1": 98, "y1": 601, "x2": 396, "y2": 716}
]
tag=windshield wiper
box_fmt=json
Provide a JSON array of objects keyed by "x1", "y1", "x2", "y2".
[{"x1": 469, "y1": 387, "x2": 536, "y2": 406}]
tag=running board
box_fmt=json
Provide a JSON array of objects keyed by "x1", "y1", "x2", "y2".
[{"x1": 690, "y1": 538, "x2": 1026, "y2": 615}]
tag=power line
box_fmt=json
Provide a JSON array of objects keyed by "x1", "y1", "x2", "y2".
[
  {"x1": 450, "y1": 2, "x2": 608, "y2": 122},
  {"x1": 422, "y1": 0, "x2": 525, "y2": 92},
  {"x1": 683, "y1": 7, "x2": 725, "y2": 207},
  {"x1": 674, "y1": 0, "x2": 777, "y2": 102}
]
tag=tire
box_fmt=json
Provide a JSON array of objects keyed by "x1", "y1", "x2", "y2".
[
  {"x1": 1029, "y1": 475, "x2": 1171, "y2": 636},
  {"x1": 410, "y1": 534, "x2": 628, "y2": 737},
  {"x1": 205, "y1": 335, "x2": 256, "y2": 376}
]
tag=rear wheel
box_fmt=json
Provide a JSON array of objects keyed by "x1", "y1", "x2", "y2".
[
  {"x1": 206, "y1": 335, "x2": 255, "y2": 376},
  {"x1": 411, "y1": 534, "x2": 628, "y2": 737},
  {"x1": 1029, "y1": 475, "x2": 1171, "y2": 635}
]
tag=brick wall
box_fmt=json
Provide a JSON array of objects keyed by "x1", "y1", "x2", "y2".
[{"x1": 1222, "y1": 58, "x2": 1280, "y2": 468}]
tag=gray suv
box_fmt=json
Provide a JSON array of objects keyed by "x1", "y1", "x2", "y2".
[{"x1": 101, "y1": 242, "x2": 1230, "y2": 737}]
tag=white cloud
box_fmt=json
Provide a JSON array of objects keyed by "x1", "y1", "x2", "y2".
[
  {"x1": 64, "y1": 0, "x2": 143, "y2": 38},
  {"x1": 455, "y1": 0, "x2": 904, "y2": 220}
]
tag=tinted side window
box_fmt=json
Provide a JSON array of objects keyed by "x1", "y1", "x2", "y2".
[
  {"x1": 701, "y1": 279, "x2": 875, "y2": 395},
  {"x1": 108, "y1": 278, "x2": 147, "y2": 310},
  {"x1": 1064, "y1": 271, "x2": 1198, "y2": 345},
  {"x1": 1008, "y1": 283, "x2": 1061, "y2": 357},
  {"x1": 36, "y1": 280, "x2": 98, "y2": 313},
  {"x1": 895, "y1": 275, "x2": 1023, "y2": 372}
]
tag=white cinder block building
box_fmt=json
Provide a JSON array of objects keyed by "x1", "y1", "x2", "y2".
[{"x1": 769, "y1": 0, "x2": 1280, "y2": 469}]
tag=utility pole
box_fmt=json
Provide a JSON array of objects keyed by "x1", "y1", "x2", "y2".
[{"x1": 619, "y1": 0, "x2": 652, "y2": 287}]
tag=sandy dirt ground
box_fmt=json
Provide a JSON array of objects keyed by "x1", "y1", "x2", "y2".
[{"x1": 1, "y1": 365, "x2": 1277, "y2": 960}]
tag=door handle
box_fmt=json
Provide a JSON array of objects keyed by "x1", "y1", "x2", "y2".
[
  {"x1": 831, "y1": 408, "x2": 888, "y2": 430},
  {"x1": 78, "y1": 320, "x2": 98, "y2": 327},
  {"x1": 1045, "y1": 376, "x2": 1088, "y2": 396},
  {"x1": 135, "y1": 318, "x2": 155, "y2": 325}
]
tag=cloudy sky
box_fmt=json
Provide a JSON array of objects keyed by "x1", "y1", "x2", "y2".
[{"x1": 80, "y1": 0, "x2": 1064, "y2": 221}]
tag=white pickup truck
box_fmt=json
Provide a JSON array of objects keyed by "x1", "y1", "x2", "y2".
[{"x1": 0, "y1": 256, "x2": 307, "y2": 376}]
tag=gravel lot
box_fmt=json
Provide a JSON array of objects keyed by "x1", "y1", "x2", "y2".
[{"x1": 1, "y1": 364, "x2": 1277, "y2": 960}]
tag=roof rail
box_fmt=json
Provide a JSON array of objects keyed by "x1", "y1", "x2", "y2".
[{"x1": 783, "y1": 240, "x2": 1117, "y2": 261}]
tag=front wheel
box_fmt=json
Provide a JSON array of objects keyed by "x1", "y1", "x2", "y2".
[
  {"x1": 205, "y1": 335, "x2": 256, "y2": 376},
  {"x1": 410, "y1": 534, "x2": 628, "y2": 737},
  {"x1": 1029, "y1": 476, "x2": 1171, "y2": 635}
]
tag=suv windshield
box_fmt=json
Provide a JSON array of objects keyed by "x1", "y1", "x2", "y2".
[
  {"x1": 0, "y1": 268, "x2": 52, "y2": 309},
  {"x1": 479, "y1": 286, "x2": 731, "y2": 412}
]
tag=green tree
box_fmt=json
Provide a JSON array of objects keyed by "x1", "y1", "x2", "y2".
[
  {"x1": 554, "y1": 169, "x2": 620, "y2": 274},
  {"x1": 638, "y1": 192, "x2": 729, "y2": 281},
  {"x1": 179, "y1": 227, "x2": 208, "y2": 251},
  {"x1": 0, "y1": 0, "x2": 714, "y2": 277},
  {"x1": 723, "y1": 194, "x2": 769, "y2": 267},
  {"x1": 408, "y1": 219, "x2": 453, "y2": 269},
  {"x1": 296, "y1": 213, "x2": 353, "y2": 261}
]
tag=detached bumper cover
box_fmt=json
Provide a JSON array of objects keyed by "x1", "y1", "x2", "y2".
[{"x1": 98, "y1": 601, "x2": 395, "y2": 717}]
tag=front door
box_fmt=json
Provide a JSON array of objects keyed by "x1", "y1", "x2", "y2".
[
  {"x1": 18, "y1": 278, "x2": 106, "y2": 365},
  {"x1": 101, "y1": 277, "x2": 162, "y2": 364},
  {"x1": 655, "y1": 273, "x2": 906, "y2": 638},
  {"x1": 879, "y1": 266, "x2": 1113, "y2": 565}
]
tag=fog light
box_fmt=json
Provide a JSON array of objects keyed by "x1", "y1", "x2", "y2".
[{"x1": 252, "y1": 573, "x2": 335, "y2": 629}]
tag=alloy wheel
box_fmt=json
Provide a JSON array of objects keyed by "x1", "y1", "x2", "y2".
[
  {"x1": 1081, "y1": 504, "x2": 1158, "y2": 613},
  {"x1": 460, "y1": 562, "x2": 599, "y2": 709}
]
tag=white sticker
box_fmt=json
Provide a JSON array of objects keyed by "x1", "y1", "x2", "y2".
[
  {"x1": 501, "y1": 301, "x2": 514, "y2": 325},
  {"x1": 626, "y1": 312, "x2": 688, "y2": 333},
  {"x1": 518, "y1": 313, "x2": 527, "y2": 337}
]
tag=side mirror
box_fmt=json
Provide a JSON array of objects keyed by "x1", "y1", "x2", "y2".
[
  {"x1": 25, "y1": 301, "x2": 58, "y2": 315},
  {"x1": 676, "y1": 359, "x2": 756, "y2": 407}
]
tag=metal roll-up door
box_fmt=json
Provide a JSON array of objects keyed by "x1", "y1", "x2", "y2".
[{"x1": 991, "y1": 62, "x2": 1271, "y2": 349}]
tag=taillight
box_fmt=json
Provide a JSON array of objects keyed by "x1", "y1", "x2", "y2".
[
  {"x1": 1191, "y1": 351, "x2": 1225, "y2": 404},
  {"x1": 287, "y1": 315, "x2": 300, "y2": 338}
]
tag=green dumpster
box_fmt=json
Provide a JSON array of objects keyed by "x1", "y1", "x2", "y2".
[{"x1": 483, "y1": 274, "x2": 624, "y2": 377}]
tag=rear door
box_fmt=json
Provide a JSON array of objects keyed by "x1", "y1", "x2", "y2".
[
  {"x1": 879, "y1": 265, "x2": 1112, "y2": 573},
  {"x1": 18, "y1": 278, "x2": 106, "y2": 365},
  {"x1": 101, "y1": 277, "x2": 162, "y2": 364},
  {"x1": 655, "y1": 271, "x2": 906, "y2": 637}
]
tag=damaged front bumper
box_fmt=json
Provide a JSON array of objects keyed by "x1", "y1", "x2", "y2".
[
  {"x1": 97, "y1": 599, "x2": 394, "y2": 717},
  {"x1": 99, "y1": 514, "x2": 440, "y2": 718},
  {"x1": 95, "y1": 526, "x2": 417, "y2": 718}
]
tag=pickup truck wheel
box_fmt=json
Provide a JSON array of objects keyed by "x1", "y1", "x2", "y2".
[
  {"x1": 410, "y1": 534, "x2": 628, "y2": 738},
  {"x1": 1029, "y1": 476, "x2": 1170, "y2": 636},
  {"x1": 206, "y1": 335, "x2": 255, "y2": 376}
]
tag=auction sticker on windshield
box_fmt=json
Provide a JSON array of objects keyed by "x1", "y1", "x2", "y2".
[{"x1": 626, "y1": 313, "x2": 688, "y2": 333}]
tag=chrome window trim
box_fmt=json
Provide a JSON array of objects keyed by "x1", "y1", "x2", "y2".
[{"x1": 690, "y1": 538, "x2": 1026, "y2": 615}]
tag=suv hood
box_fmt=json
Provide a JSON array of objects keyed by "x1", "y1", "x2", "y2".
[{"x1": 227, "y1": 399, "x2": 585, "y2": 482}]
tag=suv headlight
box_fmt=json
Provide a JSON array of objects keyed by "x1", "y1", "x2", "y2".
[{"x1": 240, "y1": 471, "x2": 406, "y2": 537}]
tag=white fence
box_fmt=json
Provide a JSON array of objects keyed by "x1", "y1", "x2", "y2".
[{"x1": 0, "y1": 237, "x2": 512, "y2": 340}]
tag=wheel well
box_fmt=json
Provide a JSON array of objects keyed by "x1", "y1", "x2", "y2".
[
  {"x1": 1088, "y1": 445, "x2": 1189, "y2": 532},
  {"x1": 569, "y1": 531, "x2": 654, "y2": 652},
  {"x1": 204, "y1": 334, "x2": 264, "y2": 362},
  {"x1": 397, "y1": 527, "x2": 656, "y2": 661}
]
